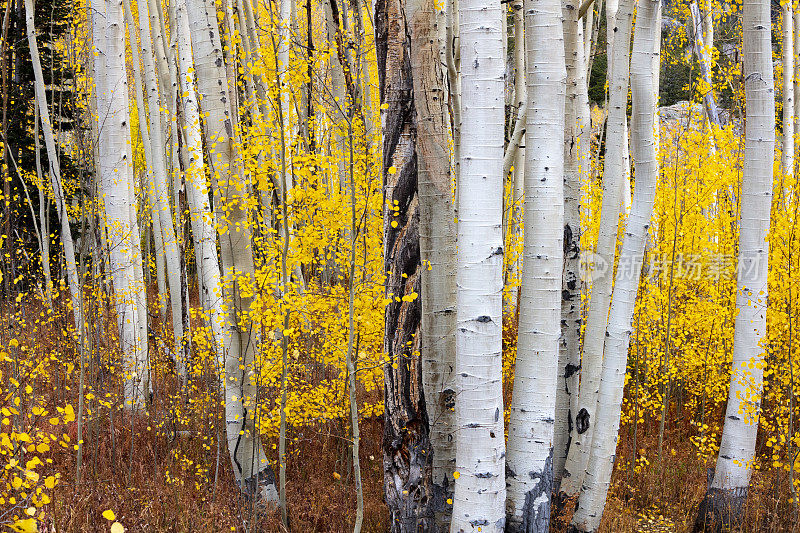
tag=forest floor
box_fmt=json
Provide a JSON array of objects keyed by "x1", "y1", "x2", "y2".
[
  {"x1": 12, "y1": 298, "x2": 796, "y2": 532},
  {"x1": 39, "y1": 407, "x2": 795, "y2": 532}
]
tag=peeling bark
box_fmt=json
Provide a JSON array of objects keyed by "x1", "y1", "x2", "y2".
[{"x1": 376, "y1": 0, "x2": 438, "y2": 527}]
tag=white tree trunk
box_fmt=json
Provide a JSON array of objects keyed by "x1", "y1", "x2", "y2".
[
  {"x1": 33, "y1": 110, "x2": 52, "y2": 303},
  {"x1": 174, "y1": 0, "x2": 226, "y2": 358},
  {"x1": 570, "y1": 0, "x2": 660, "y2": 529},
  {"x1": 559, "y1": 0, "x2": 633, "y2": 500},
  {"x1": 795, "y1": 9, "x2": 799, "y2": 145},
  {"x1": 325, "y1": 0, "x2": 347, "y2": 187},
  {"x1": 506, "y1": 0, "x2": 525, "y2": 313},
  {"x1": 450, "y1": 0, "x2": 506, "y2": 525},
  {"x1": 24, "y1": 0, "x2": 82, "y2": 334},
  {"x1": 782, "y1": 0, "x2": 794, "y2": 177},
  {"x1": 133, "y1": 0, "x2": 190, "y2": 381},
  {"x1": 554, "y1": 0, "x2": 587, "y2": 489},
  {"x1": 505, "y1": 0, "x2": 565, "y2": 527},
  {"x1": 95, "y1": 0, "x2": 149, "y2": 410},
  {"x1": 185, "y1": 0, "x2": 279, "y2": 501},
  {"x1": 152, "y1": 199, "x2": 168, "y2": 318},
  {"x1": 696, "y1": 0, "x2": 774, "y2": 525},
  {"x1": 690, "y1": 1, "x2": 721, "y2": 126}
]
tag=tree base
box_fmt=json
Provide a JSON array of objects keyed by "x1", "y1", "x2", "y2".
[
  {"x1": 693, "y1": 486, "x2": 748, "y2": 532},
  {"x1": 242, "y1": 465, "x2": 279, "y2": 508}
]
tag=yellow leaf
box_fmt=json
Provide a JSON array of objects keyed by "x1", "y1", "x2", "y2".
[
  {"x1": 333, "y1": 472, "x2": 341, "y2": 480},
  {"x1": 110, "y1": 522, "x2": 125, "y2": 533},
  {"x1": 102, "y1": 510, "x2": 116, "y2": 521},
  {"x1": 9, "y1": 518, "x2": 38, "y2": 532}
]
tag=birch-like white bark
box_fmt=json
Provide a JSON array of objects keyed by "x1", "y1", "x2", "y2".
[
  {"x1": 125, "y1": 0, "x2": 189, "y2": 380},
  {"x1": 33, "y1": 109, "x2": 52, "y2": 302},
  {"x1": 139, "y1": 0, "x2": 190, "y2": 379},
  {"x1": 505, "y1": 0, "x2": 565, "y2": 527},
  {"x1": 505, "y1": 0, "x2": 525, "y2": 313},
  {"x1": 795, "y1": 9, "x2": 799, "y2": 145},
  {"x1": 325, "y1": 0, "x2": 347, "y2": 188},
  {"x1": 24, "y1": 0, "x2": 82, "y2": 333},
  {"x1": 782, "y1": 0, "x2": 794, "y2": 177},
  {"x1": 698, "y1": 0, "x2": 774, "y2": 524},
  {"x1": 174, "y1": 0, "x2": 226, "y2": 358},
  {"x1": 690, "y1": 1, "x2": 721, "y2": 127},
  {"x1": 185, "y1": 0, "x2": 278, "y2": 501},
  {"x1": 95, "y1": 0, "x2": 149, "y2": 410},
  {"x1": 605, "y1": 0, "x2": 631, "y2": 216},
  {"x1": 559, "y1": 0, "x2": 633, "y2": 500},
  {"x1": 151, "y1": 197, "x2": 168, "y2": 318},
  {"x1": 450, "y1": 0, "x2": 506, "y2": 525},
  {"x1": 554, "y1": 0, "x2": 587, "y2": 489},
  {"x1": 570, "y1": 0, "x2": 660, "y2": 528}
]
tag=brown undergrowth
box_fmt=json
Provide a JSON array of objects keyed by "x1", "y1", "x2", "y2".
[{"x1": 3, "y1": 299, "x2": 797, "y2": 532}]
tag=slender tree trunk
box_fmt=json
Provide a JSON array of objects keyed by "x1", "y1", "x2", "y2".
[
  {"x1": 795, "y1": 8, "x2": 799, "y2": 148},
  {"x1": 450, "y1": 0, "x2": 506, "y2": 526},
  {"x1": 505, "y1": 0, "x2": 565, "y2": 527},
  {"x1": 554, "y1": 0, "x2": 586, "y2": 490},
  {"x1": 94, "y1": 0, "x2": 149, "y2": 411},
  {"x1": 174, "y1": 0, "x2": 226, "y2": 358},
  {"x1": 695, "y1": 0, "x2": 774, "y2": 525},
  {"x1": 690, "y1": 1, "x2": 721, "y2": 127},
  {"x1": 506, "y1": 0, "x2": 525, "y2": 314},
  {"x1": 325, "y1": 0, "x2": 347, "y2": 189},
  {"x1": 125, "y1": 0, "x2": 189, "y2": 382},
  {"x1": 185, "y1": 0, "x2": 279, "y2": 501},
  {"x1": 569, "y1": 0, "x2": 660, "y2": 529},
  {"x1": 25, "y1": 0, "x2": 82, "y2": 333},
  {"x1": 559, "y1": 0, "x2": 633, "y2": 501},
  {"x1": 782, "y1": 0, "x2": 794, "y2": 177},
  {"x1": 152, "y1": 197, "x2": 168, "y2": 319},
  {"x1": 139, "y1": 0, "x2": 190, "y2": 381},
  {"x1": 445, "y1": 0, "x2": 460, "y2": 190},
  {"x1": 34, "y1": 102, "x2": 52, "y2": 303}
]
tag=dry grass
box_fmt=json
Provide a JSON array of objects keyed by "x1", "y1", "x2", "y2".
[{"x1": 7, "y1": 298, "x2": 798, "y2": 532}]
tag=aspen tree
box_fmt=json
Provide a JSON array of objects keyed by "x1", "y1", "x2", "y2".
[
  {"x1": 375, "y1": 0, "x2": 438, "y2": 526},
  {"x1": 173, "y1": 0, "x2": 226, "y2": 357},
  {"x1": 696, "y1": 0, "x2": 775, "y2": 524},
  {"x1": 603, "y1": 0, "x2": 631, "y2": 214},
  {"x1": 795, "y1": 8, "x2": 799, "y2": 145},
  {"x1": 555, "y1": 0, "x2": 587, "y2": 489},
  {"x1": 94, "y1": 0, "x2": 149, "y2": 410},
  {"x1": 445, "y1": 0, "x2": 461, "y2": 188},
  {"x1": 505, "y1": 0, "x2": 566, "y2": 526},
  {"x1": 570, "y1": 0, "x2": 660, "y2": 528},
  {"x1": 325, "y1": 0, "x2": 347, "y2": 188},
  {"x1": 502, "y1": 0, "x2": 526, "y2": 312},
  {"x1": 782, "y1": 0, "x2": 794, "y2": 177},
  {"x1": 184, "y1": 0, "x2": 279, "y2": 502},
  {"x1": 33, "y1": 107, "x2": 52, "y2": 302},
  {"x1": 125, "y1": 0, "x2": 189, "y2": 382},
  {"x1": 450, "y1": 0, "x2": 506, "y2": 526},
  {"x1": 408, "y1": 0, "x2": 458, "y2": 521},
  {"x1": 690, "y1": 1, "x2": 721, "y2": 126},
  {"x1": 559, "y1": 0, "x2": 634, "y2": 500},
  {"x1": 24, "y1": 0, "x2": 82, "y2": 334}
]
